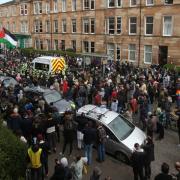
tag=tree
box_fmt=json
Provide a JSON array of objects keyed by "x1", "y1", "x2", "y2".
[{"x1": 0, "y1": 123, "x2": 27, "y2": 180}]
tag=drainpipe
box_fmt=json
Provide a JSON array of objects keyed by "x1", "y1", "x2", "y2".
[
  {"x1": 138, "y1": 0, "x2": 142, "y2": 67},
  {"x1": 50, "y1": 0, "x2": 53, "y2": 50}
]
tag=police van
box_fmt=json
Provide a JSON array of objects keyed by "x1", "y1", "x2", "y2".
[{"x1": 32, "y1": 56, "x2": 66, "y2": 74}]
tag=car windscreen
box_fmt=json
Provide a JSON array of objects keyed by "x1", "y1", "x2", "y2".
[
  {"x1": 3, "y1": 78, "x2": 17, "y2": 87},
  {"x1": 43, "y1": 91, "x2": 62, "y2": 104},
  {"x1": 34, "y1": 62, "x2": 49, "y2": 71},
  {"x1": 108, "y1": 115, "x2": 135, "y2": 141}
]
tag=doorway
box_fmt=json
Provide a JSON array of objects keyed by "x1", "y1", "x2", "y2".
[{"x1": 159, "y1": 46, "x2": 168, "y2": 66}]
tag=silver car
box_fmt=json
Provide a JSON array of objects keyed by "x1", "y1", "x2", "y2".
[{"x1": 76, "y1": 104, "x2": 146, "y2": 163}]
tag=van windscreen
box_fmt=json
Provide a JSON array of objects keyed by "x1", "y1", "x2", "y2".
[{"x1": 35, "y1": 62, "x2": 49, "y2": 71}]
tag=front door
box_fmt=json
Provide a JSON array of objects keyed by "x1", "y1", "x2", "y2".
[{"x1": 159, "y1": 46, "x2": 168, "y2": 66}]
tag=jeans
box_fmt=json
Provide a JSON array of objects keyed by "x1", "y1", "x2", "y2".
[
  {"x1": 98, "y1": 143, "x2": 105, "y2": 161},
  {"x1": 84, "y1": 144, "x2": 93, "y2": 165},
  {"x1": 31, "y1": 167, "x2": 44, "y2": 180}
]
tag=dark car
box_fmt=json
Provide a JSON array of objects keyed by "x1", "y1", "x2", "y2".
[{"x1": 23, "y1": 86, "x2": 75, "y2": 114}]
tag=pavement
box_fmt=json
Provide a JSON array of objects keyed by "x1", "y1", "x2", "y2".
[{"x1": 47, "y1": 128, "x2": 180, "y2": 180}]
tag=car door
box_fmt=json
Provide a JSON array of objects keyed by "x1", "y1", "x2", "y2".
[{"x1": 103, "y1": 126, "x2": 121, "y2": 155}]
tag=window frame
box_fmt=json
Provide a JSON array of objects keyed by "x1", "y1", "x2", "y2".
[
  {"x1": 34, "y1": 2, "x2": 42, "y2": 14},
  {"x1": 163, "y1": 16, "x2": 173, "y2": 36},
  {"x1": 83, "y1": 41, "x2": 89, "y2": 52},
  {"x1": 144, "y1": 45, "x2": 152, "y2": 64},
  {"x1": 108, "y1": 17, "x2": 115, "y2": 34},
  {"x1": 62, "y1": 19, "x2": 67, "y2": 33},
  {"x1": 54, "y1": 20, "x2": 58, "y2": 33},
  {"x1": 90, "y1": 41, "x2": 95, "y2": 53},
  {"x1": 72, "y1": 19, "x2": 77, "y2": 33},
  {"x1": 129, "y1": 17, "x2": 137, "y2": 35},
  {"x1": 107, "y1": 43, "x2": 115, "y2": 60},
  {"x1": 90, "y1": 18, "x2": 95, "y2": 34},
  {"x1": 146, "y1": 0, "x2": 154, "y2": 6},
  {"x1": 128, "y1": 44, "x2": 136, "y2": 62},
  {"x1": 116, "y1": 16, "x2": 122, "y2": 34},
  {"x1": 83, "y1": 18, "x2": 89, "y2": 34},
  {"x1": 145, "y1": 16, "x2": 153, "y2": 35},
  {"x1": 130, "y1": 0, "x2": 137, "y2": 7},
  {"x1": 72, "y1": 0, "x2": 77, "y2": 11},
  {"x1": 164, "y1": 0, "x2": 173, "y2": 5},
  {"x1": 54, "y1": 0, "x2": 58, "y2": 13},
  {"x1": 62, "y1": 0, "x2": 66, "y2": 12}
]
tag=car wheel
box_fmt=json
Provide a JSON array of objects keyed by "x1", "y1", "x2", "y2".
[{"x1": 115, "y1": 151, "x2": 129, "y2": 164}]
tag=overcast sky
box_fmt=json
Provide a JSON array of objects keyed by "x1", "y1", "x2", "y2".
[{"x1": 0, "y1": 0, "x2": 11, "y2": 4}]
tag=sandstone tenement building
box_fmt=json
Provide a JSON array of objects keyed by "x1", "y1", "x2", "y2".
[{"x1": 0, "y1": 0, "x2": 180, "y2": 66}]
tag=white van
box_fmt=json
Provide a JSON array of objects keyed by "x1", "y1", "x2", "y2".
[{"x1": 32, "y1": 56, "x2": 66, "y2": 74}]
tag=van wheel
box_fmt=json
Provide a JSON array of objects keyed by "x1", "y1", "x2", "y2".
[{"x1": 115, "y1": 152, "x2": 129, "y2": 164}]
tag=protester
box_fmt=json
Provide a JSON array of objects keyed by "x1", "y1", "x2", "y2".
[{"x1": 154, "y1": 162, "x2": 173, "y2": 180}]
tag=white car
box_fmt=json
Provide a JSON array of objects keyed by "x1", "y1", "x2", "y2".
[{"x1": 76, "y1": 105, "x2": 146, "y2": 163}]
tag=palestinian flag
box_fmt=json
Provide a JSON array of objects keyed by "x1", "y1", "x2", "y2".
[{"x1": 0, "y1": 28, "x2": 17, "y2": 48}]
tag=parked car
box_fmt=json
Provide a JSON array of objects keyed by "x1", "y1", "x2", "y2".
[
  {"x1": 0, "y1": 76, "x2": 18, "y2": 88},
  {"x1": 24, "y1": 86, "x2": 75, "y2": 114},
  {"x1": 76, "y1": 104, "x2": 146, "y2": 163}
]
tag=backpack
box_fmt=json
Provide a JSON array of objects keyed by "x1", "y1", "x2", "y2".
[{"x1": 98, "y1": 126, "x2": 106, "y2": 143}]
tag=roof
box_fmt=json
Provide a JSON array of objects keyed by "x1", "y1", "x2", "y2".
[
  {"x1": 23, "y1": 86, "x2": 54, "y2": 94},
  {"x1": 77, "y1": 105, "x2": 119, "y2": 125}
]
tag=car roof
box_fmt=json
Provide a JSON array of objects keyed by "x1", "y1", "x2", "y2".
[
  {"x1": 24, "y1": 86, "x2": 56, "y2": 94},
  {"x1": 0, "y1": 76, "x2": 13, "y2": 81},
  {"x1": 77, "y1": 105, "x2": 119, "y2": 125}
]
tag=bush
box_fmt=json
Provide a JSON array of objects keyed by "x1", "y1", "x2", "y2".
[
  {"x1": 0, "y1": 123, "x2": 27, "y2": 180},
  {"x1": 20, "y1": 48, "x2": 80, "y2": 58},
  {"x1": 163, "y1": 64, "x2": 180, "y2": 72}
]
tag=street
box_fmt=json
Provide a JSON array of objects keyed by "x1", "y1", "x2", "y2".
[{"x1": 48, "y1": 129, "x2": 180, "y2": 180}]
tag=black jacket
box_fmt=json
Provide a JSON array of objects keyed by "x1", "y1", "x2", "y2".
[
  {"x1": 143, "y1": 143, "x2": 155, "y2": 163},
  {"x1": 154, "y1": 173, "x2": 173, "y2": 180},
  {"x1": 131, "y1": 151, "x2": 145, "y2": 170},
  {"x1": 82, "y1": 127, "x2": 96, "y2": 145}
]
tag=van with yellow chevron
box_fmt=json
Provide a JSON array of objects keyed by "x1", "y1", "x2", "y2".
[{"x1": 32, "y1": 56, "x2": 67, "y2": 75}]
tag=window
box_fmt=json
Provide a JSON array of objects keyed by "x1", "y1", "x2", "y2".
[
  {"x1": 108, "y1": 0, "x2": 115, "y2": 7},
  {"x1": 72, "y1": 0, "x2": 77, "y2": 11},
  {"x1": 72, "y1": 40, "x2": 76, "y2": 51},
  {"x1": 108, "y1": 17, "x2": 115, "y2": 34},
  {"x1": 117, "y1": 0, "x2": 122, "y2": 7},
  {"x1": 34, "y1": 2, "x2": 42, "y2": 14},
  {"x1": 129, "y1": 17, "x2": 137, "y2": 34},
  {"x1": 107, "y1": 44, "x2": 115, "y2": 60},
  {"x1": 146, "y1": 0, "x2": 153, "y2": 5},
  {"x1": 90, "y1": 18, "x2": 95, "y2": 33},
  {"x1": 61, "y1": 40, "x2": 65, "y2": 50},
  {"x1": 62, "y1": 0, "x2": 66, "y2": 12},
  {"x1": 34, "y1": 20, "x2": 43, "y2": 33},
  {"x1": 83, "y1": 41, "x2": 89, "y2": 52},
  {"x1": 91, "y1": 42, "x2": 95, "y2": 53},
  {"x1": 164, "y1": 0, "x2": 173, "y2": 4},
  {"x1": 83, "y1": 19, "x2": 89, "y2": 33},
  {"x1": 128, "y1": 44, "x2": 136, "y2": 61},
  {"x1": 21, "y1": 21, "x2": 28, "y2": 33},
  {"x1": 12, "y1": 22, "x2": 16, "y2": 32},
  {"x1": 144, "y1": 45, "x2": 152, "y2": 64},
  {"x1": 54, "y1": 0, "x2": 58, "y2": 12},
  {"x1": 83, "y1": 0, "x2": 95, "y2": 10},
  {"x1": 20, "y1": 4, "x2": 28, "y2": 15},
  {"x1": 46, "y1": 20, "x2": 50, "y2": 33},
  {"x1": 46, "y1": 2, "x2": 50, "y2": 13},
  {"x1": 72, "y1": 19, "x2": 77, "y2": 33},
  {"x1": 117, "y1": 45, "x2": 121, "y2": 60},
  {"x1": 54, "y1": 39, "x2": 58, "y2": 50},
  {"x1": 145, "y1": 16, "x2": 153, "y2": 35},
  {"x1": 117, "y1": 17, "x2": 122, "y2": 34},
  {"x1": 130, "y1": 0, "x2": 137, "y2": 6},
  {"x1": 62, "y1": 19, "x2": 66, "y2": 33},
  {"x1": 163, "y1": 16, "x2": 172, "y2": 36},
  {"x1": 46, "y1": 39, "x2": 51, "y2": 50},
  {"x1": 35, "y1": 39, "x2": 43, "y2": 49},
  {"x1": 54, "y1": 20, "x2": 58, "y2": 33}
]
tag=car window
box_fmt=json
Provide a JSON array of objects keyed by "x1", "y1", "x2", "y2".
[
  {"x1": 104, "y1": 126, "x2": 119, "y2": 143},
  {"x1": 44, "y1": 91, "x2": 62, "y2": 104},
  {"x1": 108, "y1": 115, "x2": 134, "y2": 141},
  {"x1": 3, "y1": 78, "x2": 17, "y2": 87}
]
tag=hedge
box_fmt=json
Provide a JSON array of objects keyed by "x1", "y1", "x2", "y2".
[
  {"x1": 20, "y1": 48, "x2": 81, "y2": 58},
  {"x1": 163, "y1": 64, "x2": 180, "y2": 73},
  {"x1": 0, "y1": 122, "x2": 27, "y2": 180}
]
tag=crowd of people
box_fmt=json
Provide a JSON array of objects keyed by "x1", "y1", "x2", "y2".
[{"x1": 0, "y1": 49, "x2": 180, "y2": 180}]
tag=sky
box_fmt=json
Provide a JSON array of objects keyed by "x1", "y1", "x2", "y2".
[{"x1": 0, "y1": 0, "x2": 11, "y2": 4}]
